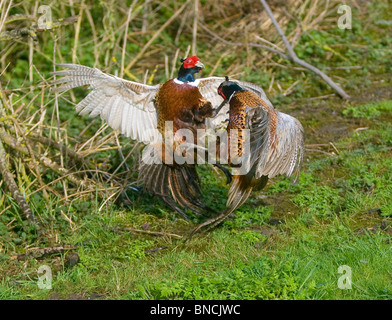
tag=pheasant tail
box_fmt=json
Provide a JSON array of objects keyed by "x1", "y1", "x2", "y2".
[
  {"x1": 227, "y1": 173, "x2": 268, "y2": 214},
  {"x1": 139, "y1": 162, "x2": 215, "y2": 218}
]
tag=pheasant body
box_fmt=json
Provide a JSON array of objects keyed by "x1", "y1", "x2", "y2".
[
  {"x1": 156, "y1": 79, "x2": 213, "y2": 137},
  {"x1": 190, "y1": 78, "x2": 304, "y2": 235}
]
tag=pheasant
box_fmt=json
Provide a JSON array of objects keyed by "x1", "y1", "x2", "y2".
[
  {"x1": 191, "y1": 77, "x2": 304, "y2": 235},
  {"x1": 51, "y1": 58, "x2": 284, "y2": 219}
]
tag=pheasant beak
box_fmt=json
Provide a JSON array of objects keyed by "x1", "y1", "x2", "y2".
[{"x1": 195, "y1": 61, "x2": 204, "y2": 70}]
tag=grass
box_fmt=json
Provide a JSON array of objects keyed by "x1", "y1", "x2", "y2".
[
  {"x1": 343, "y1": 100, "x2": 392, "y2": 119},
  {"x1": 0, "y1": 0, "x2": 392, "y2": 300},
  {"x1": 1, "y1": 98, "x2": 391, "y2": 300}
]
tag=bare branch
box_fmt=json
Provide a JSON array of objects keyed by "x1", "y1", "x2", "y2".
[
  {"x1": 259, "y1": 0, "x2": 350, "y2": 99},
  {"x1": 0, "y1": 138, "x2": 41, "y2": 234},
  {"x1": 0, "y1": 16, "x2": 78, "y2": 42}
]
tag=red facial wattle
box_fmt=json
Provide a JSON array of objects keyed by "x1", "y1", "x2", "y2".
[
  {"x1": 183, "y1": 56, "x2": 200, "y2": 69},
  {"x1": 218, "y1": 87, "x2": 226, "y2": 100}
]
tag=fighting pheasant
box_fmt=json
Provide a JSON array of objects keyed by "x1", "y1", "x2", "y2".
[
  {"x1": 50, "y1": 57, "x2": 248, "y2": 217},
  {"x1": 191, "y1": 77, "x2": 304, "y2": 235},
  {"x1": 52, "y1": 57, "x2": 290, "y2": 219}
]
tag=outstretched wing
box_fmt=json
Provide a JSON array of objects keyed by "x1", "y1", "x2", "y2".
[
  {"x1": 52, "y1": 64, "x2": 160, "y2": 144},
  {"x1": 197, "y1": 77, "x2": 274, "y2": 130}
]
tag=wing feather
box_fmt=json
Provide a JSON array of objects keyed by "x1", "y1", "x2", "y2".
[
  {"x1": 228, "y1": 100, "x2": 303, "y2": 181},
  {"x1": 197, "y1": 76, "x2": 303, "y2": 179},
  {"x1": 266, "y1": 112, "x2": 304, "y2": 178},
  {"x1": 253, "y1": 111, "x2": 304, "y2": 179},
  {"x1": 197, "y1": 77, "x2": 274, "y2": 131},
  {"x1": 52, "y1": 64, "x2": 160, "y2": 144}
]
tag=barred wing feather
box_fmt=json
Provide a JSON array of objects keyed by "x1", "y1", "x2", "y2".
[
  {"x1": 249, "y1": 109, "x2": 304, "y2": 180},
  {"x1": 52, "y1": 64, "x2": 160, "y2": 144},
  {"x1": 258, "y1": 112, "x2": 304, "y2": 179}
]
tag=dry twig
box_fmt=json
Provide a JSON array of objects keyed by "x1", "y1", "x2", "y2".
[
  {"x1": 259, "y1": 0, "x2": 350, "y2": 99},
  {"x1": 13, "y1": 245, "x2": 77, "y2": 260},
  {"x1": 0, "y1": 138, "x2": 41, "y2": 233}
]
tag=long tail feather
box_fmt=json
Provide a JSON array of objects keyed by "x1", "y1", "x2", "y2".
[{"x1": 139, "y1": 162, "x2": 213, "y2": 217}]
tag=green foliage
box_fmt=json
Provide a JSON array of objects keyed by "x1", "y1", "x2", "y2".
[
  {"x1": 1, "y1": 0, "x2": 392, "y2": 301},
  {"x1": 343, "y1": 100, "x2": 392, "y2": 119},
  {"x1": 144, "y1": 257, "x2": 313, "y2": 300},
  {"x1": 224, "y1": 206, "x2": 273, "y2": 229},
  {"x1": 293, "y1": 185, "x2": 342, "y2": 217},
  {"x1": 232, "y1": 230, "x2": 268, "y2": 246}
]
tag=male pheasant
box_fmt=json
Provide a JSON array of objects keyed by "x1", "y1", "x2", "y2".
[{"x1": 191, "y1": 77, "x2": 304, "y2": 235}]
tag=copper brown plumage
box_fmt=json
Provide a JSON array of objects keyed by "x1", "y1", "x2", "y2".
[{"x1": 156, "y1": 79, "x2": 212, "y2": 134}]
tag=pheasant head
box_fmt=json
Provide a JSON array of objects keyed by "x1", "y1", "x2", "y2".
[
  {"x1": 217, "y1": 76, "x2": 243, "y2": 101},
  {"x1": 177, "y1": 56, "x2": 204, "y2": 82}
]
